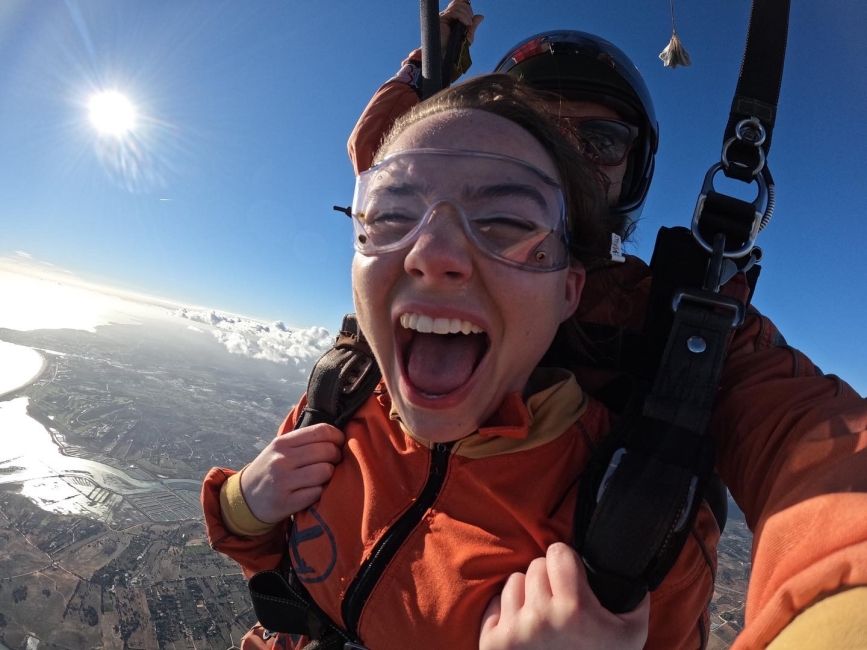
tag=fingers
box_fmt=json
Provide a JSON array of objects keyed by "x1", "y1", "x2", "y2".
[
  {"x1": 441, "y1": 0, "x2": 474, "y2": 27},
  {"x1": 499, "y1": 570, "x2": 526, "y2": 619},
  {"x1": 480, "y1": 546, "x2": 651, "y2": 650},
  {"x1": 271, "y1": 424, "x2": 344, "y2": 468},
  {"x1": 284, "y1": 485, "x2": 325, "y2": 514},
  {"x1": 281, "y1": 440, "x2": 343, "y2": 468},
  {"x1": 239, "y1": 424, "x2": 345, "y2": 523},
  {"x1": 284, "y1": 461, "x2": 337, "y2": 491},
  {"x1": 545, "y1": 542, "x2": 583, "y2": 603},
  {"x1": 277, "y1": 422, "x2": 345, "y2": 448},
  {"x1": 524, "y1": 556, "x2": 552, "y2": 605},
  {"x1": 479, "y1": 593, "x2": 501, "y2": 639}
]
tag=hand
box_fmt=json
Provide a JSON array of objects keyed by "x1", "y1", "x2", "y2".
[
  {"x1": 239, "y1": 423, "x2": 344, "y2": 524},
  {"x1": 439, "y1": 0, "x2": 484, "y2": 51},
  {"x1": 479, "y1": 543, "x2": 650, "y2": 650}
]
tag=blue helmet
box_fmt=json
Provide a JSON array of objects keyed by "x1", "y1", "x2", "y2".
[{"x1": 495, "y1": 31, "x2": 659, "y2": 231}]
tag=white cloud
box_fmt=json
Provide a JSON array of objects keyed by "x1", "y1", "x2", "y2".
[{"x1": 175, "y1": 308, "x2": 332, "y2": 367}]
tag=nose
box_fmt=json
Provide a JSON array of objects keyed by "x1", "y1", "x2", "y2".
[{"x1": 403, "y1": 202, "x2": 474, "y2": 283}]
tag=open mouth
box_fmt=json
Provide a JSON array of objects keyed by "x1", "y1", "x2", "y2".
[{"x1": 397, "y1": 312, "x2": 490, "y2": 397}]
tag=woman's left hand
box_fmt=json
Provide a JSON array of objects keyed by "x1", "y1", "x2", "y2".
[{"x1": 478, "y1": 542, "x2": 650, "y2": 650}]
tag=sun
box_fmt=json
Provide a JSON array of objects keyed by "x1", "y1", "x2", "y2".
[{"x1": 88, "y1": 90, "x2": 137, "y2": 137}]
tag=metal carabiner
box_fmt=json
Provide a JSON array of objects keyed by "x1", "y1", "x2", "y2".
[{"x1": 691, "y1": 162, "x2": 768, "y2": 259}]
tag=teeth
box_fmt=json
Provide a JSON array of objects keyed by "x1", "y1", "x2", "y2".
[
  {"x1": 416, "y1": 314, "x2": 434, "y2": 333},
  {"x1": 399, "y1": 312, "x2": 484, "y2": 335},
  {"x1": 432, "y1": 318, "x2": 451, "y2": 334}
]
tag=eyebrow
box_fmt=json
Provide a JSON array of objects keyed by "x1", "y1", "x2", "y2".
[
  {"x1": 367, "y1": 182, "x2": 429, "y2": 198},
  {"x1": 465, "y1": 183, "x2": 550, "y2": 211},
  {"x1": 367, "y1": 181, "x2": 551, "y2": 212}
]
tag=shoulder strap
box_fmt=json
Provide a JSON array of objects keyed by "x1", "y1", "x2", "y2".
[
  {"x1": 574, "y1": 227, "x2": 757, "y2": 612},
  {"x1": 295, "y1": 313, "x2": 381, "y2": 431},
  {"x1": 248, "y1": 314, "x2": 379, "y2": 645}
]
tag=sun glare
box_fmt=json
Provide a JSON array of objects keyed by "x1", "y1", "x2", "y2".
[{"x1": 88, "y1": 90, "x2": 137, "y2": 137}]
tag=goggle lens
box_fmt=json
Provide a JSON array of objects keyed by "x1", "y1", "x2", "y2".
[{"x1": 351, "y1": 149, "x2": 570, "y2": 272}]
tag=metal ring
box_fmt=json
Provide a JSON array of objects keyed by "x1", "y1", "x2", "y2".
[
  {"x1": 735, "y1": 117, "x2": 767, "y2": 146},
  {"x1": 721, "y1": 137, "x2": 766, "y2": 177}
]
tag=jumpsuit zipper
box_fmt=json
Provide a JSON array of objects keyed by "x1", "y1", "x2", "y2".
[{"x1": 341, "y1": 441, "x2": 453, "y2": 640}]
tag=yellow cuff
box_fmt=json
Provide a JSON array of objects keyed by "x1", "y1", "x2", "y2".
[
  {"x1": 219, "y1": 471, "x2": 275, "y2": 537},
  {"x1": 767, "y1": 587, "x2": 867, "y2": 649}
]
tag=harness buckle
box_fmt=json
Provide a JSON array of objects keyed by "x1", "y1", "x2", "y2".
[
  {"x1": 691, "y1": 162, "x2": 768, "y2": 259},
  {"x1": 344, "y1": 643, "x2": 370, "y2": 650},
  {"x1": 672, "y1": 289, "x2": 745, "y2": 328}
]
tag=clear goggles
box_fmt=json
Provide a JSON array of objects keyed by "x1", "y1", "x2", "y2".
[
  {"x1": 350, "y1": 149, "x2": 571, "y2": 272},
  {"x1": 556, "y1": 116, "x2": 639, "y2": 166}
]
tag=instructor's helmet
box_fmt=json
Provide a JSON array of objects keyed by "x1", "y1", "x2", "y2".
[{"x1": 495, "y1": 30, "x2": 659, "y2": 234}]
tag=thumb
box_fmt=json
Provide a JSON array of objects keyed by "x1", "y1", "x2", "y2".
[{"x1": 619, "y1": 591, "x2": 651, "y2": 626}]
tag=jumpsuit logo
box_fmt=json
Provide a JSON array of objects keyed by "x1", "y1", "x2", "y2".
[{"x1": 288, "y1": 506, "x2": 337, "y2": 583}]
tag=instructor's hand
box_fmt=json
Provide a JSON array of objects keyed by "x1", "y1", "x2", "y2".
[
  {"x1": 479, "y1": 543, "x2": 650, "y2": 650},
  {"x1": 439, "y1": 0, "x2": 484, "y2": 50},
  {"x1": 240, "y1": 423, "x2": 344, "y2": 524}
]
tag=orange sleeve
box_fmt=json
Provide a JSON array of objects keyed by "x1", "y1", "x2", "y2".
[
  {"x1": 347, "y1": 52, "x2": 422, "y2": 174},
  {"x1": 710, "y1": 310, "x2": 867, "y2": 648},
  {"x1": 200, "y1": 398, "x2": 308, "y2": 577}
]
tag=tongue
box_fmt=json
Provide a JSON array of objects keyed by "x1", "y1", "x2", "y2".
[{"x1": 406, "y1": 332, "x2": 485, "y2": 395}]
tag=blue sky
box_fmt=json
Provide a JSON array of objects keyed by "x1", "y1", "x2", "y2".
[{"x1": 1, "y1": 0, "x2": 864, "y2": 393}]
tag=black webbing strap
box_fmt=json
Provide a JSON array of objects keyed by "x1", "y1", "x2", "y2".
[
  {"x1": 575, "y1": 226, "x2": 749, "y2": 613},
  {"x1": 247, "y1": 314, "x2": 380, "y2": 647},
  {"x1": 295, "y1": 315, "x2": 382, "y2": 431},
  {"x1": 249, "y1": 568, "x2": 349, "y2": 648},
  {"x1": 723, "y1": 0, "x2": 790, "y2": 180}
]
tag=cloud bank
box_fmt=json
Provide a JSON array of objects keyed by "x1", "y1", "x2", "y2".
[
  {"x1": 1, "y1": 254, "x2": 335, "y2": 370},
  {"x1": 175, "y1": 308, "x2": 333, "y2": 367}
]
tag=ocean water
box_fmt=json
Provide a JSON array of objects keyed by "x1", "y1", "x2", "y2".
[{"x1": 0, "y1": 340, "x2": 45, "y2": 398}]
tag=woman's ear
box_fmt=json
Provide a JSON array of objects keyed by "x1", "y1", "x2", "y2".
[{"x1": 561, "y1": 261, "x2": 586, "y2": 322}]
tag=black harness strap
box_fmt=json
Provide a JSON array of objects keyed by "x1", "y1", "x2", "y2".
[
  {"x1": 294, "y1": 315, "x2": 381, "y2": 431},
  {"x1": 248, "y1": 314, "x2": 379, "y2": 648},
  {"x1": 724, "y1": 0, "x2": 790, "y2": 180},
  {"x1": 575, "y1": 227, "x2": 751, "y2": 612}
]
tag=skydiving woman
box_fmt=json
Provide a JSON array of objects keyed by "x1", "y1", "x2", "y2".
[{"x1": 202, "y1": 74, "x2": 867, "y2": 650}]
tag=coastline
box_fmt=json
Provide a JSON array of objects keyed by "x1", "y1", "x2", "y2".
[{"x1": 0, "y1": 340, "x2": 47, "y2": 400}]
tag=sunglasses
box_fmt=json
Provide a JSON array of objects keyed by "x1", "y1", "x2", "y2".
[{"x1": 557, "y1": 116, "x2": 639, "y2": 166}]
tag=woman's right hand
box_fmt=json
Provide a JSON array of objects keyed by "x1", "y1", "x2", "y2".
[{"x1": 239, "y1": 423, "x2": 345, "y2": 524}]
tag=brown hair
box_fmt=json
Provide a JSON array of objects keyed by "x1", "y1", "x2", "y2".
[{"x1": 376, "y1": 74, "x2": 611, "y2": 266}]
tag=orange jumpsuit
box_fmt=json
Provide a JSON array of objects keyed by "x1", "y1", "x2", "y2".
[{"x1": 204, "y1": 370, "x2": 721, "y2": 649}]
